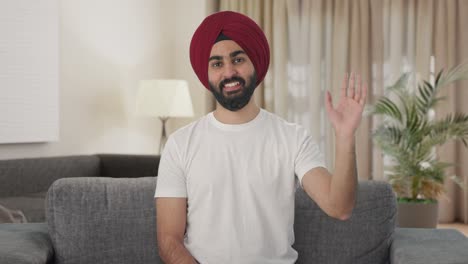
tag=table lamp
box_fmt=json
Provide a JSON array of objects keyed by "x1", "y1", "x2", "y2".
[{"x1": 136, "y1": 79, "x2": 194, "y2": 154}]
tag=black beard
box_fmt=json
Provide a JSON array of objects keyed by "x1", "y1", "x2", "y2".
[{"x1": 209, "y1": 73, "x2": 257, "y2": 112}]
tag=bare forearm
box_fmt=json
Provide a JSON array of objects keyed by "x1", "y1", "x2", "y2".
[
  {"x1": 158, "y1": 236, "x2": 198, "y2": 264},
  {"x1": 330, "y1": 135, "x2": 357, "y2": 219}
]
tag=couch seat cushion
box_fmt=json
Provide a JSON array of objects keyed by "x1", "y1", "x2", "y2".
[
  {"x1": 391, "y1": 228, "x2": 468, "y2": 264},
  {"x1": 0, "y1": 223, "x2": 53, "y2": 264}
]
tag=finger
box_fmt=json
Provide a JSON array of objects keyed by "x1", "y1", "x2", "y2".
[
  {"x1": 325, "y1": 90, "x2": 333, "y2": 113},
  {"x1": 359, "y1": 81, "x2": 368, "y2": 105},
  {"x1": 341, "y1": 72, "x2": 348, "y2": 98},
  {"x1": 354, "y1": 74, "x2": 361, "y2": 102},
  {"x1": 348, "y1": 72, "x2": 355, "y2": 98}
]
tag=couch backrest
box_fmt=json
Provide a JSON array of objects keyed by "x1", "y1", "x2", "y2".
[
  {"x1": 0, "y1": 155, "x2": 100, "y2": 197},
  {"x1": 293, "y1": 181, "x2": 396, "y2": 263},
  {"x1": 46, "y1": 178, "x2": 396, "y2": 264},
  {"x1": 0, "y1": 154, "x2": 160, "y2": 198}
]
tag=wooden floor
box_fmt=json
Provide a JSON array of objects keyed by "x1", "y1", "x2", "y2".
[{"x1": 437, "y1": 222, "x2": 468, "y2": 236}]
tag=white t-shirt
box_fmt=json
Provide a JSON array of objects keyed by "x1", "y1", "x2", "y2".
[{"x1": 155, "y1": 108, "x2": 326, "y2": 264}]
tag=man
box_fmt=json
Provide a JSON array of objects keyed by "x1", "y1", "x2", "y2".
[{"x1": 155, "y1": 11, "x2": 366, "y2": 264}]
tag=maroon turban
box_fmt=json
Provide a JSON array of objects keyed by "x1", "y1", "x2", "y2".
[{"x1": 190, "y1": 11, "x2": 270, "y2": 90}]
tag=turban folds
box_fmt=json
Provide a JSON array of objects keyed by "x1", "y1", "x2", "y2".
[{"x1": 190, "y1": 11, "x2": 270, "y2": 90}]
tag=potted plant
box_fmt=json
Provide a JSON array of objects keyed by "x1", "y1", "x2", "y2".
[{"x1": 368, "y1": 63, "x2": 468, "y2": 228}]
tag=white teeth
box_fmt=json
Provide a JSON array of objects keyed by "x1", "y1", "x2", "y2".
[{"x1": 224, "y1": 82, "x2": 239, "y2": 88}]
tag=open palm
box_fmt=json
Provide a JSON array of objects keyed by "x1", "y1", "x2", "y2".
[{"x1": 325, "y1": 73, "x2": 367, "y2": 137}]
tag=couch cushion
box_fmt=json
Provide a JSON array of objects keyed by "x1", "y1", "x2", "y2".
[
  {"x1": 0, "y1": 223, "x2": 54, "y2": 264},
  {"x1": 391, "y1": 228, "x2": 468, "y2": 264},
  {"x1": 0, "y1": 192, "x2": 47, "y2": 222},
  {"x1": 293, "y1": 180, "x2": 396, "y2": 264},
  {"x1": 46, "y1": 177, "x2": 162, "y2": 264},
  {"x1": 0, "y1": 204, "x2": 27, "y2": 223}
]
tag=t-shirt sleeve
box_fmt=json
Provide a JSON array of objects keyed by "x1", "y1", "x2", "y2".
[
  {"x1": 155, "y1": 135, "x2": 187, "y2": 198},
  {"x1": 294, "y1": 125, "x2": 327, "y2": 187}
]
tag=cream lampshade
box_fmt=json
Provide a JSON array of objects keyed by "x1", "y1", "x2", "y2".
[{"x1": 136, "y1": 79, "x2": 194, "y2": 154}]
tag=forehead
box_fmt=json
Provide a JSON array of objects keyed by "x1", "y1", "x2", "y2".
[{"x1": 210, "y1": 40, "x2": 245, "y2": 56}]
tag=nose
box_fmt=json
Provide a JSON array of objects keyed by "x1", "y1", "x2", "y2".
[{"x1": 222, "y1": 62, "x2": 238, "y2": 79}]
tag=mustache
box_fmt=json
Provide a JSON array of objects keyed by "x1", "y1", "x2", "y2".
[{"x1": 219, "y1": 77, "x2": 246, "y2": 91}]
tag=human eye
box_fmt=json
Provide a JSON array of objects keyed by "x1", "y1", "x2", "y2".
[
  {"x1": 233, "y1": 57, "x2": 244, "y2": 64},
  {"x1": 211, "y1": 61, "x2": 222, "y2": 68}
]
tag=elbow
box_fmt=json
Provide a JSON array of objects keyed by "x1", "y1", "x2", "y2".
[
  {"x1": 331, "y1": 195, "x2": 356, "y2": 221},
  {"x1": 335, "y1": 210, "x2": 353, "y2": 221},
  {"x1": 328, "y1": 203, "x2": 355, "y2": 221}
]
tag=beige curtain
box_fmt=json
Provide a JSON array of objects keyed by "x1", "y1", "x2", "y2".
[
  {"x1": 215, "y1": 0, "x2": 468, "y2": 223},
  {"x1": 217, "y1": 0, "x2": 376, "y2": 175},
  {"x1": 381, "y1": 0, "x2": 468, "y2": 223},
  {"x1": 431, "y1": 0, "x2": 468, "y2": 223},
  {"x1": 297, "y1": 0, "x2": 468, "y2": 223},
  {"x1": 286, "y1": 0, "x2": 378, "y2": 176}
]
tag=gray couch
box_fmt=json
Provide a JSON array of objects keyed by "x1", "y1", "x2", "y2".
[{"x1": 1, "y1": 154, "x2": 467, "y2": 264}]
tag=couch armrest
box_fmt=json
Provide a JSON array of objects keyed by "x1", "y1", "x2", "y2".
[
  {"x1": 294, "y1": 180, "x2": 396, "y2": 263},
  {"x1": 0, "y1": 223, "x2": 54, "y2": 264},
  {"x1": 46, "y1": 177, "x2": 162, "y2": 263},
  {"x1": 96, "y1": 154, "x2": 160, "y2": 178},
  {"x1": 390, "y1": 227, "x2": 468, "y2": 264}
]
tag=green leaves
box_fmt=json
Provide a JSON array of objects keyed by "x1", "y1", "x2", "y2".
[
  {"x1": 369, "y1": 63, "x2": 468, "y2": 200},
  {"x1": 416, "y1": 80, "x2": 444, "y2": 114},
  {"x1": 429, "y1": 113, "x2": 468, "y2": 146},
  {"x1": 372, "y1": 97, "x2": 403, "y2": 123},
  {"x1": 435, "y1": 63, "x2": 468, "y2": 89}
]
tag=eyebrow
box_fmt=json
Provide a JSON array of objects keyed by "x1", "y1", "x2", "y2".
[
  {"x1": 230, "y1": 50, "x2": 245, "y2": 57},
  {"x1": 208, "y1": 50, "x2": 246, "y2": 62}
]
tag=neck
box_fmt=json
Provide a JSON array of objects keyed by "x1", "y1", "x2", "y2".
[{"x1": 213, "y1": 98, "x2": 260, "y2": 125}]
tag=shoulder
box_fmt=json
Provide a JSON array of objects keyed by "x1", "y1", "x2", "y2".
[
  {"x1": 165, "y1": 114, "x2": 209, "y2": 151},
  {"x1": 261, "y1": 109, "x2": 306, "y2": 135},
  {"x1": 169, "y1": 115, "x2": 208, "y2": 139}
]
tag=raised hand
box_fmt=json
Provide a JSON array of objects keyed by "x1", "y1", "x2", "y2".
[{"x1": 325, "y1": 72, "x2": 367, "y2": 138}]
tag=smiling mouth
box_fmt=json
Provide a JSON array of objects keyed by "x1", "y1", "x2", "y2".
[{"x1": 223, "y1": 81, "x2": 241, "y2": 93}]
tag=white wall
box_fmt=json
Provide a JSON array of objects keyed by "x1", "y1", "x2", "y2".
[
  {"x1": 0, "y1": 1, "x2": 59, "y2": 144},
  {"x1": 0, "y1": 0, "x2": 209, "y2": 159}
]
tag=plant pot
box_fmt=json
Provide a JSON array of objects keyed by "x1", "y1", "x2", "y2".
[{"x1": 397, "y1": 201, "x2": 439, "y2": 228}]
